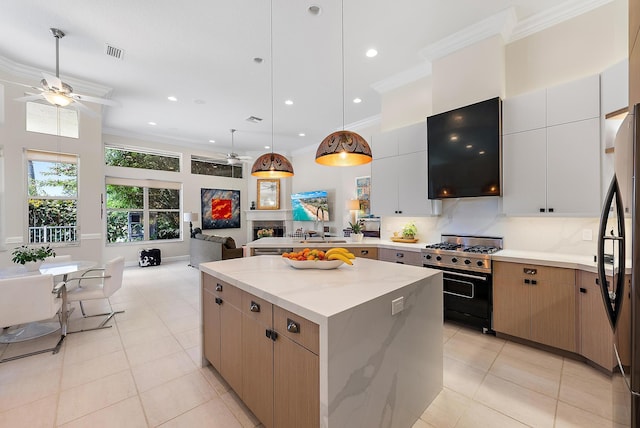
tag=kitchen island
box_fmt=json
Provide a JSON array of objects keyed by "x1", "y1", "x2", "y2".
[{"x1": 200, "y1": 255, "x2": 443, "y2": 428}]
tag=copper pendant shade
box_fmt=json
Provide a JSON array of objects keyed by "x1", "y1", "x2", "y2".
[
  {"x1": 315, "y1": 130, "x2": 372, "y2": 166},
  {"x1": 251, "y1": 0, "x2": 294, "y2": 178},
  {"x1": 251, "y1": 152, "x2": 294, "y2": 178}
]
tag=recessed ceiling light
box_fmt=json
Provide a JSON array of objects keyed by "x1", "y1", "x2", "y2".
[
  {"x1": 353, "y1": 98, "x2": 362, "y2": 104},
  {"x1": 308, "y1": 5, "x2": 322, "y2": 15},
  {"x1": 253, "y1": 57, "x2": 264, "y2": 64},
  {"x1": 148, "y1": 121, "x2": 157, "y2": 126},
  {"x1": 209, "y1": 139, "x2": 216, "y2": 143},
  {"x1": 366, "y1": 48, "x2": 378, "y2": 58},
  {"x1": 285, "y1": 100, "x2": 293, "y2": 105},
  {"x1": 264, "y1": 145, "x2": 270, "y2": 149},
  {"x1": 299, "y1": 133, "x2": 306, "y2": 137},
  {"x1": 167, "y1": 96, "x2": 177, "y2": 102}
]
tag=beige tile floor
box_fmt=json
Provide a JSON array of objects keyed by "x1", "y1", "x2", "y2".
[{"x1": 0, "y1": 260, "x2": 620, "y2": 427}]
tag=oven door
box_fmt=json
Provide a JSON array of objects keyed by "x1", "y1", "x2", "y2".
[{"x1": 425, "y1": 264, "x2": 492, "y2": 331}]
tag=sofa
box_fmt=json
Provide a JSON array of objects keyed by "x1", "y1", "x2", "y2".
[{"x1": 190, "y1": 229, "x2": 243, "y2": 267}]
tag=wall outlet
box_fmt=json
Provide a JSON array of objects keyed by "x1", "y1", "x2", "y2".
[
  {"x1": 391, "y1": 296, "x2": 404, "y2": 315},
  {"x1": 582, "y1": 229, "x2": 593, "y2": 241}
]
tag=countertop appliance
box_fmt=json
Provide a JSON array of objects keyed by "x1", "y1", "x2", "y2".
[
  {"x1": 597, "y1": 105, "x2": 635, "y2": 426},
  {"x1": 359, "y1": 217, "x2": 380, "y2": 238},
  {"x1": 422, "y1": 234, "x2": 503, "y2": 333}
]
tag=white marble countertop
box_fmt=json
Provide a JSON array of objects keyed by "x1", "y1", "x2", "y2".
[
  {"x1": 199, "y1": 255, "x2": 441, "y2": 324},
  {"x1": 493, "y1": 249, "x2": 631, "y2": 274},
  {"x1": 245, "y1": 237, "x2": 425, "y2": 251}
]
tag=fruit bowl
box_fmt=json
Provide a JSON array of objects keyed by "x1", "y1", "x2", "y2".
[{"x1": 282, "y1": 258, "x2": 344, "y2": 270}]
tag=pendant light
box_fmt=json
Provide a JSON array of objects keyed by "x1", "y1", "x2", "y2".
[
  {"x1": 251, "y1": 0, "x2": 294, "y2": 178},
  {"x1": 315, "y1": 0, "x2": 372, "y2": 167}
]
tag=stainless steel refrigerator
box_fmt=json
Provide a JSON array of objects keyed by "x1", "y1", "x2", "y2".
[{"x1": 598, "y1": 104, "x2": 637, "y2": 426}]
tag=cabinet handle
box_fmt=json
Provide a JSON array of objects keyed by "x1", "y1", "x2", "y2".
[
  {"x1": 215, "y1": 284, "x2": 223, "y2": 292},
  {"x1": 523, "y1": 268, "x2": 537, "y2": 275},
  {"x1": 396, "y1": 253, "x2": 404, "y2": 258},
  {"x1": 531, "y1": 280, "x2": 537, "y2": 285},
  {"x1": 286, "y1": 318, "x2": 300, "y2": 334},
  {"x1": 540, "y1": 208, "x2": 546, "y2": 213},
  {"x1": 250, "y1": 301, "x2": 260, "y2": 312},
  {"x1": 396, "y1": 261, "x2": 405, "y2": 264},
  {"x1": 215, "y1": 297, "x2": 223, "y2": 305},
  {"x1": 361, "y1": 250, "x2": 369, "y2": 255},
  {"x1": 265, "y1": 329, "x2": 278, "y2": 341},
  {"x1": 524, "y1": 279, "x2": 530, "y2": 284},
  {"x1": 580, "y1": 287, "x2": 587, "y2": 293},
  {"x1": 548, "y1": 208, "x2": 554, "y2": 213}
]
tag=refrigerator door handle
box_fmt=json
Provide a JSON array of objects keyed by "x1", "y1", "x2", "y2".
[
  {"x1": 597, "y1": 175, "x2": 626, "y2": 330},
  {"x1": 614, "y1": 343, "x2": 640, "y2": 396}
]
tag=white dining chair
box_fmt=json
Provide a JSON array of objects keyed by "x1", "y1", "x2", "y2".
[
  {"x1": 44, "y1": 254, "x2": 72, "y2": 262},
  {"x1": 64, "y1": 256, "x2": 125, "y2": 333},
  {"x1": 0, "y1": 274, "x2": 67, "y2": 363}
]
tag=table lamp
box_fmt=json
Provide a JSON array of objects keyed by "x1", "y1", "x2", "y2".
[
  {"x1": 183, "y1": 212, "x2": 199, "y2": 238},
  {"x1": 347, "y1": 199, "x2": 360, "y2": 224}
]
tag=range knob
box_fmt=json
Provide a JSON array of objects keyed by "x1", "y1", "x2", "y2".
[
  {"x1": 451, "y1": 257, "x2": 458, "y2": 263},
  {"x1": 464, "y1": 259, "x2": 471, "y2": 265},
  {"x1": 477, "y1": 261, "x2": 484, "y2": 267},
  {"x1": 425, "y1": 254, "x2": 432, "y2": 260},
  {"x1": 436, "y1": 256, "x2": 442, "y2": 261}
]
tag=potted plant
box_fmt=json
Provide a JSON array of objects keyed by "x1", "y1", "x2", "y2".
[
  {"x1": 348, "y1": 221, "x2": 364, "y2": 242},
  {"x1": 11, "y1": 245, "x2": 55, "y2": 271},
  {"x1": 401, "y1": 222, "x2": 418, "y2": 240}
]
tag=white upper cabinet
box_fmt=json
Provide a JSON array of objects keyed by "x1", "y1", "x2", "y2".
[
  {"x1": 370, "y1": 122, "x2": 426, "y2": 159},
  {"x1": 502, "y1": 89, "x2": 546, "y2": 135},
  {"x1": 370, "y1": 131, "x2": 398, "y2": 159},
  {"x1": 546, "y1": 74, "x2": 600, "y2": 126},
  {"x1": 601, "y1": 59, "x2": 629, "y2": 116},
  {"x1": 502, "y1": 73, "x2": 601, "y2": 216}
]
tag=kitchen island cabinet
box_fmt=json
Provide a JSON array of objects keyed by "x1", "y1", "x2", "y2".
[{"x1": 200, "y1": 256, "x2": 443, "y2": 428}]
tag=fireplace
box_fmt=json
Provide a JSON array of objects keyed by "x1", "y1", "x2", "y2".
[{"x1": 252, "y1": 220, "x2": 285, "y2": 241}]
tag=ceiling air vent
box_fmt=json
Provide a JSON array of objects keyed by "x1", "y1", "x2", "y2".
[
  {"x1": 246, "y1": 116, "x2": 263, "y2": 123},
  {"x1": 105, "y1": 43, "x2": 124, "y2": 60}
]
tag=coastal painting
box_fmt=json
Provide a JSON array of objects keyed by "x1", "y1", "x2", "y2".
[
  {"x1": 356, "y1": 176, "x2": 371, "y2": 216},
  {"x1": 201, "y1": 188, "x2": 241, "y2": 229},
  {"x1": 291, "y1": 190, "x2": 330, "y2": 221}
]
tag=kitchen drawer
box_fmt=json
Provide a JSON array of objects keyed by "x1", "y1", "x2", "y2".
[
  {"x1": 274, "y1": 306, "x2": 319, "y2": 355},
  {"x1": 241, "y1": 291, "x2": 272, "y2": 325},
  {"x1": 518, "y1": 264, "x2": 574, "y2": 285},
  {"x1": 351, "y1": 247, "x2": 378, "y2": 259},
  {"x1": 379, "y1": 248, "x2": 422, "y2": 266},
  {"x1": 202, "y1": 274, "x2": 241, "y2": 308}
]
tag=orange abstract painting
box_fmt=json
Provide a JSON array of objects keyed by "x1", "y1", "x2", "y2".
[
  {"x1": 211, "y1": 198, "x2": 232, "y2": 219},
  {"x1": 201, "y1": 188, "x2": 241, "y2": 229}
]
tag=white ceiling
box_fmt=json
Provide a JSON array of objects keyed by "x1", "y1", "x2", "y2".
[{"x1": 0, "y1": 0, "x2": 607, "y2": 157}]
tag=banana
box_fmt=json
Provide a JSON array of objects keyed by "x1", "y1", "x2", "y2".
[
  {"x1": 327, "y1": 253, "x2": 353, "y2": 265},
  {"x1": 325, "y1": 247, "x2": 352, "y2": 257}
]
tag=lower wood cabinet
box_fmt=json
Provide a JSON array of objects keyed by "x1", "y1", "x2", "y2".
[
  {"x1": 577, "y1": 271, "x2": 615, "y2": 370},
  {"x1": 350, "y1": 246, "x2": 378, "y2": 260},
  {"x1": 202, "y1": 273, "x2": 319, "y2": 428},
  {"x1": 378, "y1": 248, "x2": 422, "y2": 266},
  {"x1": 493, "y1": 261, "x2": 576, "y2": 352}
]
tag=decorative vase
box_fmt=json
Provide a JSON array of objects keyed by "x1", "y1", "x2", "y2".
[
  {"x1": 24, "y1": 260, "x2": 43, "y2": 272},
  {"x1": 403, "y1": 234, "x2": 415, "y2": 240},
  {"x1": 351, "y1": 233, "x2": 364, "y2": 242}
]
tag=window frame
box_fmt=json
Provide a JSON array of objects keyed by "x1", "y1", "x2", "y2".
[{"x1": 105, "y1": 144, "x2": 181, "y2": 172}]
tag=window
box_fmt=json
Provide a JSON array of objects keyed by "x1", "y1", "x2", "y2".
[
  {"x1": 26, "y1": 150, "x2": 78, "y2": 244},
  {"x1": 26, "y1": 101, "x2": 79, "y2": 138},
  {"x1": 105, "y1": 146, "x2": 180, "y2": 172},
  {"x1": 191, "y1": 155, "x2": 243, "y2": 178},
  {"x1": 106, "y1": 178, "x2": 181, "y2": 243}
]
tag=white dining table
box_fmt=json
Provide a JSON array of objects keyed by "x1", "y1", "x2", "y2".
[{"x1": 0, "y1": 260, "x2": 96, "y2": 343}]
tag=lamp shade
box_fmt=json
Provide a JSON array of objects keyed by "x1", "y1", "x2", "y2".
[
  {"x1": 315, "y1": 131, "x2": 372, "y2": 166},
  {"x1": 43, "y1": 91, "x2": 73, "y2": 107},
  {"x1": 251, "y1": 152, "x2": 294, "y2": 178},
  {"x1": 183, "y1": 212, "x2": 198, "y2": 222},
  {"x1": 347, "y1": 199, "x2": 360, "y2": 211}
]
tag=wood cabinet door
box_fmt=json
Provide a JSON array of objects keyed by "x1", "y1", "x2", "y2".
[
  {"x1": 242, "y1": 313, "x2": 274, "y2": 428},
  {"x1": 351, "y1": 247, "x2": 378, "y2": 260},
  {"x1": 220, "y1": 301, "x2": 243, "y2": 396},
  {"x1": 493, "y1": 262, "x2": 531, "y2": 339},
  {"x1": 530, "y1": 267, "x2": 576, "y2": 352},
  {"x1": 578, "y1": 271, "x2": 615, "y2": 370},
  {"x1": 203, "y1": 289, "x2": 221, "y2": 369},
  {"x1": 274, "y1": 335, "x2": 319, "y2": 428}
]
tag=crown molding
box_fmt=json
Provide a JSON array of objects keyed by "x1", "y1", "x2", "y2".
[
  {"x1": 372, "y1": 0, "x2": 613, "y2": 94},
  {"x1": 0, "y1": 55, "x2": 113, "y2": 97},
  {"x1": 509, "y1": 0, "x2": 614, "y2": 42}
]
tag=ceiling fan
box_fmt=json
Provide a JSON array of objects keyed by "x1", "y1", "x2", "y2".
[
  {"x1": 6, "y1": 28, "x2": 119, "y2": 116},
  {"x1": 225, "y1": 129, "x2": 252, "y2": 165}
]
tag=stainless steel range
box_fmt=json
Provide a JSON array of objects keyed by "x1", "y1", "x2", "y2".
[{"x1": 422, "y1": 235, "x2": 503, "y2": 332}]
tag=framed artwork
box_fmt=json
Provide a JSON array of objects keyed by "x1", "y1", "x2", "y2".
[
  {"x1": 356, "y1": 176, "x2": 371, "y2": 216},
  {"x1": 201, "y1": 188, "x2": 241, "y2": 229},
  {"x1": 257, "y1": 179, "x2": 280, "y2": 210}
]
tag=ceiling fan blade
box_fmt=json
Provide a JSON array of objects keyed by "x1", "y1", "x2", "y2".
[
  {"x1": 69, "y1": 93, "x2": 120, "y2": 107},
  {"x1": 70, "y1": 100, "x2": 98, "y2": 117},
  {"x1": 41, "y1": 72, "x2": 63, "y2": 91},
  {"x1": 0, "y1": 78, "x2": 43, "y2": 92},
  {"x1": 15, "y1": 94, "x2": 45, "y2": 102}
]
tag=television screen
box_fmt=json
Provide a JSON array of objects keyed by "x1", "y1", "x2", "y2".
[
  {"x1": 291, "y1": 190, "x2": 330, "y2": 221},
  {"x1": 427, "y1": 97, "x2": 502, "y2": 199}
]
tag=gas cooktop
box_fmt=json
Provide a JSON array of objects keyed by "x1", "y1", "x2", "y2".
[{"x1": 422, "y1": 235, "x2": 503, "y2": 273}]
